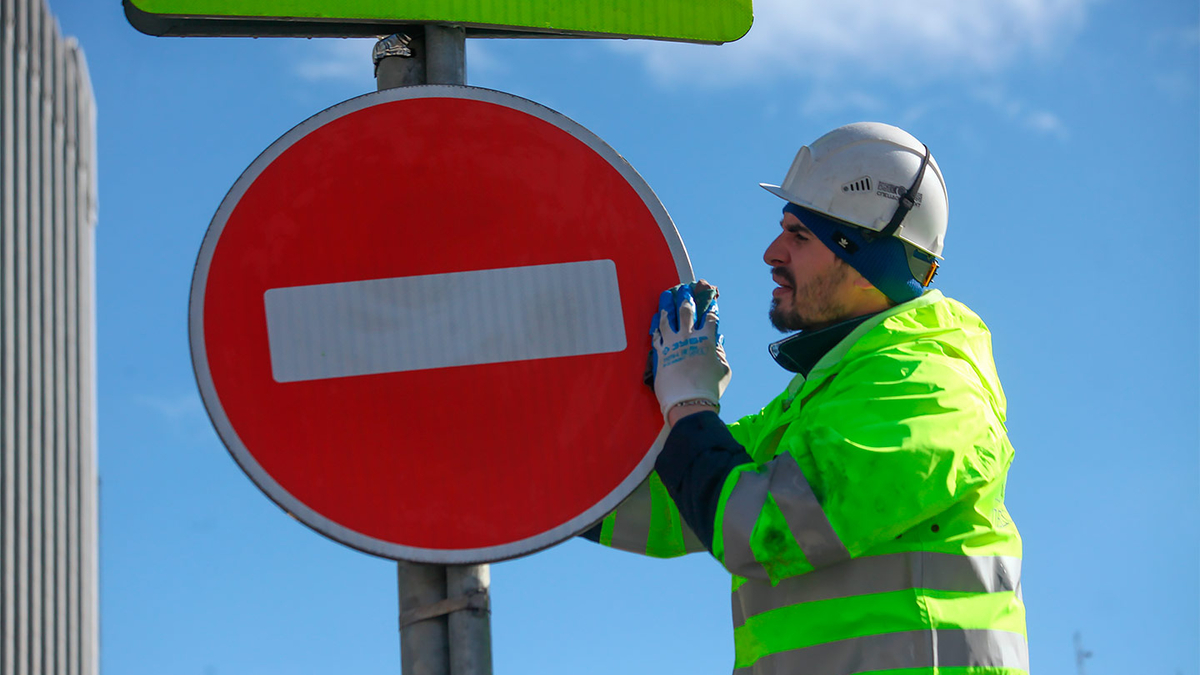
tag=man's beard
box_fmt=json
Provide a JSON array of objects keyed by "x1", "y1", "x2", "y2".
[{"x1": 768, "y1": 261, "x2": 851, "y2": 332}]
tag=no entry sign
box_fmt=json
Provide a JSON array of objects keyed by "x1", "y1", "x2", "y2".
[{"x1": 189, "y1": 85, "x2": 691, "y2": 563}]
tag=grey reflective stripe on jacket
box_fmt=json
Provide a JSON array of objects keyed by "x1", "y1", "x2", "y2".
[
  {"x1": 732, "y1": 551, "x2": 1022, "y2": 628},
  {"x1": 732, "y1": 628, "x2": 1029, "y2": 675},
  {"x1": 606, "y1": 477, "x2": 706, "y2": 555},
  {"x1": 721, "y1": 452, "x2": 848, "y2": 578},
  {"x1": 680, "y1": 520, "x2": 704, "y2": 552},
  {"x1": 607, "y1": 476, "x2": 653, "y2": 553}
]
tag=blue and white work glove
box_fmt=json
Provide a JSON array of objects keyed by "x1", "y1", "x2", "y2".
[{"x1": 648, "y1": 281, "x2": 731, "y2": 421}]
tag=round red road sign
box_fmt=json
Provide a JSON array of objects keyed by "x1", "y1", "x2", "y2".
[{"x1": 190, "y1": 85, "x2": 691, "y2": 563}]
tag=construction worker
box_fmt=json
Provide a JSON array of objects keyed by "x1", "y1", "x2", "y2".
[{"x1": 585, "y1": 122, "x2": 1027, "y2": 674}]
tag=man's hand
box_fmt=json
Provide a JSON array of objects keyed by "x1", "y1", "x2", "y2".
[{"x1": 650, "y1": 281, "x2": 731, "y2": 423}]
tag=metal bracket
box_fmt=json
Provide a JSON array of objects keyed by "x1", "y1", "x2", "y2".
[
  {"x1": 398, "y1": 590, "x2": 490, "y2": 630},
  {"x1": 373, "y1": 33, "x2": 415, "y2": 77},
  {"x1": 373, "y1": 33, "x2": 415, "y2": 63}
]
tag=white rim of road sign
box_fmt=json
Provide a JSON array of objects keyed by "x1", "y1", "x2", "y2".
[{"x1": 189, "y1": 84, "x2": 693, "y2": 563}]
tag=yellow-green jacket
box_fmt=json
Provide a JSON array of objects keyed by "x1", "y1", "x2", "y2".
[{"x1": 588, "y1": 290, "x2": 1027, "y2": 674}]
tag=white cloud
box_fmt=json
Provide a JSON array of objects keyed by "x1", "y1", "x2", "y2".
[
  {"x1": 136, "y1": 392, "x2": 214, "y2": 441},
  {"x1": 615, "y1": 0, "x2": 1092, "y2": 86},
  {"x1": 137, "y1": 392, "x2": 204, "y2": 420},
  {"x1": 1148, "y1": 23, "x2": 1200, "y2": 53},
  {"x1": 293, "y1": 39, "x2": 376, "y2": 83},
  {"x1": 896, "y1": 99, "x2": 944, "y2": 126},
  {"x1": 972, "y1": 85, "x2": 1068, "y2": 140},
  {"x1": 1024, "y1": 110, "x2": 1068, "y2": 140},
  {"x1": 1152, "y1": 72, "x2": 1197, "y2": 100},
  {"x1": 1146, "y1": 24, "x2": 1200, "y2": 101},
  {"x1": 800, "y1": 88, "x2": 884, "y2": 117},
  {"x1": 289, "y1": 38, "x2": 507, "y2": 85},
  {"x1": 466, "y1": 40, "x2": 508, "y2": 78}
]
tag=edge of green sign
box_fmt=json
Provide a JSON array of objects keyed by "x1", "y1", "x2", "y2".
[{"x1": 124, "y1": 0, "x2": 754, "y2": 44}]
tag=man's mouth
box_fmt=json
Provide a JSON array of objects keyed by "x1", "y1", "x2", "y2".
[{"x1": 772, "y1": 268, "x2": 794, "y2": 295}]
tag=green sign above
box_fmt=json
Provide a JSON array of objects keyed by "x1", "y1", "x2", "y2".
[{"x1": 123, "y1": 0, "x2": 753, "y2": 44}]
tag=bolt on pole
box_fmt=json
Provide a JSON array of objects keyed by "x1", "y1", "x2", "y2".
[{"x1": 374, "y1": 26, "x2": 491, "y2": 675}]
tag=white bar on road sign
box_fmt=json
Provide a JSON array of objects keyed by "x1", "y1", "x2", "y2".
[{"x1": 263, "y1": 260, "x2": 627, "y2": 383}]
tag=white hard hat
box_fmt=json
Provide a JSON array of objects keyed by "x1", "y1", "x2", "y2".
[{"x1": 760, "y1": 122, "x2": 949, "y2": 258}]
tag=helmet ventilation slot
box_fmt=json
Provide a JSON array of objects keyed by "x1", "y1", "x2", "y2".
[{"x1": 842, "y1": 176, "x2": 872, "y2": 193}]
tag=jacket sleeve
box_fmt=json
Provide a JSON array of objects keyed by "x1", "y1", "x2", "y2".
[
  {"x1": 580, "y1": 406, "x2": 774, "y2": 557},
  {"x1": 580, "y1": 471, "x2": 707, "y2": 558},
  {"x1": 656, "y1": 349, "x2": 1009, "y2": 583}
]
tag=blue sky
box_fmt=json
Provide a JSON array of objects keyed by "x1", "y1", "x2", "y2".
[{"x1": 43, "y1": 0, "x2": 1199, "y2": 673}]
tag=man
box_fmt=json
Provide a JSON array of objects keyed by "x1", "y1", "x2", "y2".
[{"x1": 585, "y1": 122, "x2": 1027, "y2": 674}]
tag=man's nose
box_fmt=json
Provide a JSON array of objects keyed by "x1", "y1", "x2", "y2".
[{"x1": 763, "y1": 232, "x2": 788, "y2": 267}]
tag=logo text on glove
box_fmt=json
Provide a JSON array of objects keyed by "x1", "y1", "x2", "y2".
[{"x1": 660, "y1": 335, "x2": 711, "y2": 367}]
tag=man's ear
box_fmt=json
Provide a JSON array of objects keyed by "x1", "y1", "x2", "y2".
[
  {"x1": 849, "y1": 270, "x2": 876, "y2": 291},
  {"x1": 848, "y1": 269, "x2": 891, "y2": 307}
]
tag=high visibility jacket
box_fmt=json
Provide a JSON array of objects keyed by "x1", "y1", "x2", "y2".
[{"x1": 591, "y1": 290, "x2": 1027, "y2": 674}]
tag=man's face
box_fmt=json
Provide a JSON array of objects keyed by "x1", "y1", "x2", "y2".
[{"x1": 764, "y1": 211, "x2": 855, "y2": 332}]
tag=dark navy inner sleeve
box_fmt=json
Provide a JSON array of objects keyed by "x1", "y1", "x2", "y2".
[
  {"x1": 654, "y1": 410, "x2": 754, "y2": 552},
  {"x1": 579, "y1": 523, "x2": 602, "y2": 543}
]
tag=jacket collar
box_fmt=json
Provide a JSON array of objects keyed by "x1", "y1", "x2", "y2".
[
  {"x1": 768, "y1": 314, "x2": 874, "y2": 376},
  {"x1": 775, "y1": 290, "x2": 947, "y2": 406}
]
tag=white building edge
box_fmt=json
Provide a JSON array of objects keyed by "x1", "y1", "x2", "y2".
[{"x1": 1, "y1": 0, "x2": 99, "y2": 672}]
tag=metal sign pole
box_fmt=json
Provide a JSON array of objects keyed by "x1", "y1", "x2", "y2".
[
  {"x1": 375, "y1": 26, "x2": 492, "y2": 675},
  {"x1": 446, "y1": 564, "x2": 492, "y2": 675},
  {"x1": 396, "y1": 561, "x2": 449, "y2": 675}
]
